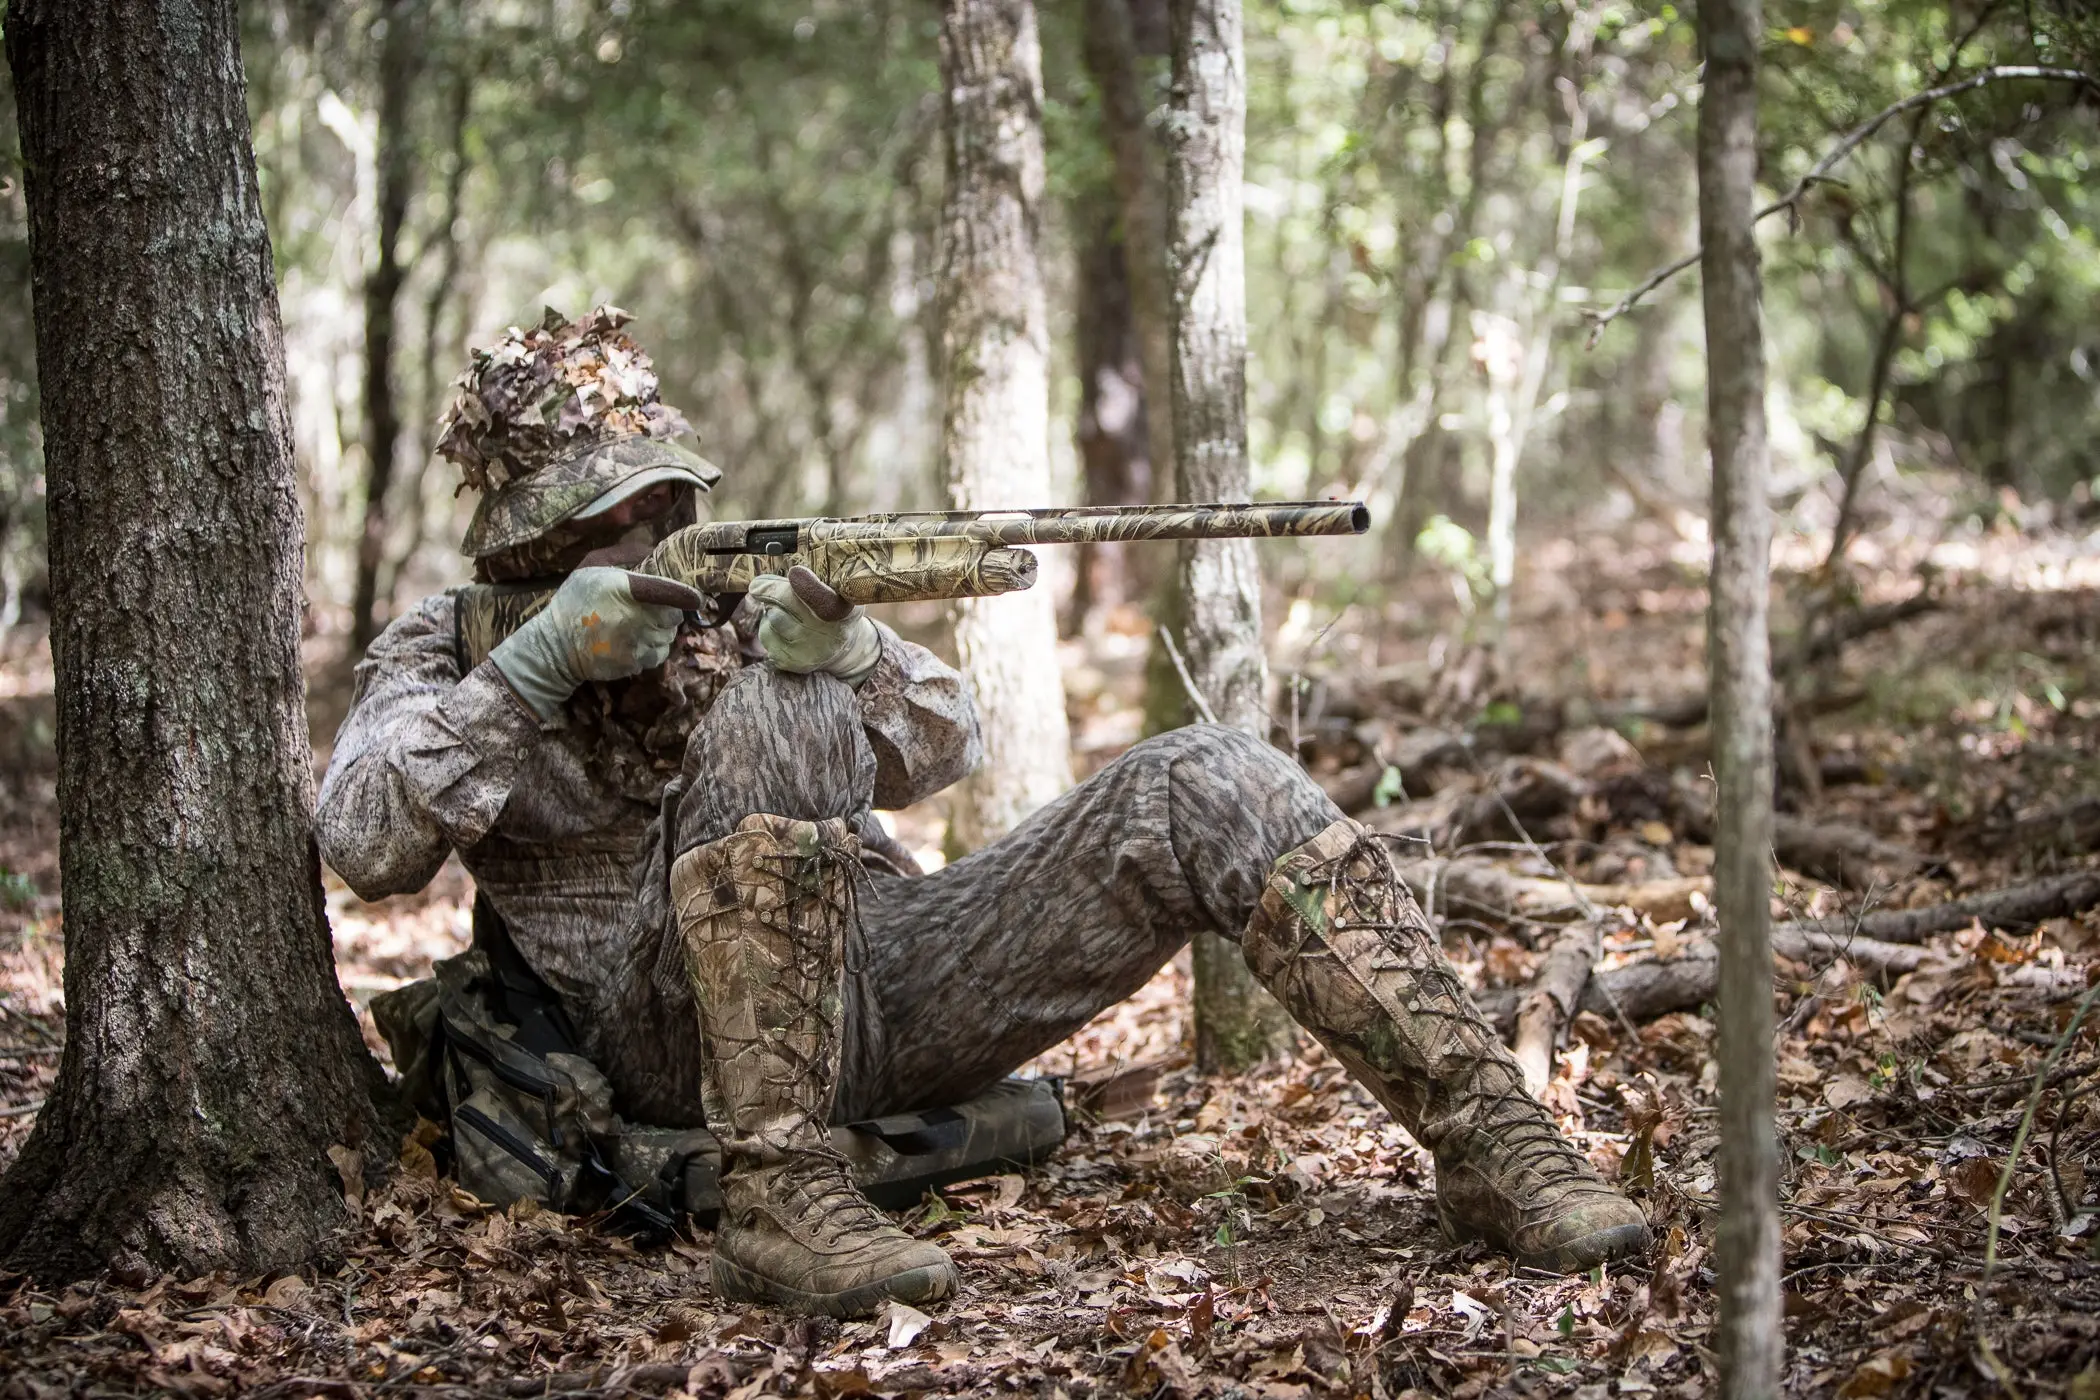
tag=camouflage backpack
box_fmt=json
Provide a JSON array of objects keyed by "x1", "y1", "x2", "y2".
[
  {"x1": 374, "y1": 941, "x2": 678, "y2": 1236},
  {"x1": 373, "y1": 900, "x2": 1069, "y2": 1230}
]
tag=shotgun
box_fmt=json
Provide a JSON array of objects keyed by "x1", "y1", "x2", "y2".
[{"x1": 454, "y1": 499, "x2": 1370, "y2": 666}]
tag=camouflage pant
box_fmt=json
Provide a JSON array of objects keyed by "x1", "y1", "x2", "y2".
[{"x1": 595, "y1": 662, "x2": 1339, "y2": 1127}]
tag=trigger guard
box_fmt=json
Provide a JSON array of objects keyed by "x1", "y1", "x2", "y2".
[{"x1": 693, "y1": 592, "x2": 744, "y2": 629}]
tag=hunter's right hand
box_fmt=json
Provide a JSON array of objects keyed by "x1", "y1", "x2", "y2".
[{"x1": 489, "y1": 566, "x2": 696, "y2": 722}]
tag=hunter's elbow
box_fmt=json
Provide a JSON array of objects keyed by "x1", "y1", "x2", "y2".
[{"x1": 314, "y1": 798, "x2": 445, "y2": 903}]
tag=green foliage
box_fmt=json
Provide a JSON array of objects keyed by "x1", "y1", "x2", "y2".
[
  {"x1": 0, "y1": 868, "x2": 34, "y2": 913},
  {"x1": 4, "y1": 0, "x2": 2097, "y2": 622},
  {"x1": 1415, "y1": 514, "x2": 1490, "y2": 607}
]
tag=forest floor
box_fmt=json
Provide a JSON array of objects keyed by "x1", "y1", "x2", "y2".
[{"x1": 2, "y1": 490, "x2": 2098, "y2": 1398}]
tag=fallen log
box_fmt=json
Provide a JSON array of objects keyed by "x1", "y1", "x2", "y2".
[
  {"x1": 1396, "y1": 856, "x2": 1711, "y2": 927},
  {"x1": 1478, "y1": 924, "x2": 1927, "y2": 1033},
  {"x1": 1604, "y1": 592, "x2": 1938, "y2": 731},
  {"x1": 1778, "y1": 870, "x2": 2100, "y2": 945},
  {"x1": 1674, "y1": 776, "x2": 1938, "y2": 891},
  {"x1": 1474, "y1": 871, "x2": 2100, "y2": 1030},
  {"x1": 1317, "y1": 728, "x2": 1472, "y2": 813},
  {"x1": 1973, "y1": 796, "x2": 2100, "y2": 861},
  {"x1": 1513, "y1": 924, "x2": 1598, "y2": 1092}
]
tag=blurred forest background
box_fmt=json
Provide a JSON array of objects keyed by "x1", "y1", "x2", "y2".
[{"x1": 3, "y1": 0, "x2": 2097, "y2": 640}]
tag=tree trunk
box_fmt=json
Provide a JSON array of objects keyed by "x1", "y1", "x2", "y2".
[
  {"x1": 937, "y1": 0, "x2": 1075, "y2": 852},
  {"x1": 1082, "y1": 0, "x2": 1175, "y2": 484},
  {"x1": 386, "y1": 45, "x2": 477, "y2": 610},
  {"x1": 349, "y1": 0, "x2": 422, "y2": 654},
  {"x1": 1070, "y1": 194, "x2": 1155, "y2": 626},
  {"x1": 1165, "y1": 0, "x2": 1294, "y2": 1071},
  {"x1": 1696, "y1": 0, "x2": 1784, "y2": 1392},
  {"x1": 1, "y1": 0, "x2": 383, "y2": 1282}
]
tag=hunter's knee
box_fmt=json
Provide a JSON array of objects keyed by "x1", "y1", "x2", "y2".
[
  {"x1": 674, "y1": 663, "x2": 875, "y2": 847},
  {"x1": 1153, "y1": 722, "x2": 1310, "y2": 793}
]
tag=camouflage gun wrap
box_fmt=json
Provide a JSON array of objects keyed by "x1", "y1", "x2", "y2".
[{"x1": 454, "y1": 500, "x2": 1369, "y2": 668}]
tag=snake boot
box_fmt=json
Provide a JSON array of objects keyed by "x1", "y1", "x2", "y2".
[
  {"x1": 671, "y1": 813, "x2": 958, "y2": 1316},
  {"x1": 1243, "y1": 817, "x2": 1649, "y2": 1273}
]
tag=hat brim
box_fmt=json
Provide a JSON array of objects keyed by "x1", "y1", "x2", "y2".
[
  {"x1": 461, "y1": 436, "x2": 722, "y2": 559},
  {"x1": 572, "y1": 463, "x2": 718, "y2": 520}
]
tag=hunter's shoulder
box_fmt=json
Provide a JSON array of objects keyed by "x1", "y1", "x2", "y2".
[{"x1": 352, "y1": 591, "x2": 464, "y2": 676}]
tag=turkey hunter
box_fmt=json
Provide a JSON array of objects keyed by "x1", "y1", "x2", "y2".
[{"x1": 317, "y1": 307, "x2": 1648, "y2": 1319}]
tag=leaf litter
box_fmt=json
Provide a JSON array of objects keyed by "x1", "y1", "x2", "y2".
[{"x1": 2, "y1": 500, "x2": 2098, "y2": 1396}]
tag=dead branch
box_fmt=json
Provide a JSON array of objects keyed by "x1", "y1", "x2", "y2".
[
  {"x1": 1513, "y1": 923, "x2": 1598, "y2": 1092},
  {"x1": 1778, "y1": 870, "x2": 2100, "y2": 946},
  {"x1": 1480, "y1": 923, "x2": 1928, "y2": 1033},
  {"x1": 1675, "y1": 777, "x2": 1937, "y2": 891},
  {"x1": 1584, "y1": 66, "x2": 2097, "y2": 342},
  {"x1": 1973, "y1": 796, "x2": 2100, "y2": 861},
  {"x1": 1475, "y1": 875, "x2": 2089, "y2": 1032}
]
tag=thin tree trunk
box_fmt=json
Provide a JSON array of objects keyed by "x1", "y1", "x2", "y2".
[
  {"x1": 385, "y1": 44, "x2": 476, "y2": 607},
  {"x1": 1696, "y1": 0, "x2": 1783, "y2": 1391},
  {"x1": 1484, "y1": 70, "x2": 1590, "y2": 645},
  {"x1": 937, "y1": 0, "x2": 1075, "y2": 851},
  {"x1": 349, "y1": 0, "x2": 420, "y2": 653},
  {"x1": 1083, "y1": 0, "x2": 1175, "y2": 485},
  {"x1": 1166, "y1": 0, "x2": 1294, "y2": 1070},
  {"x1": 1, "y1": 0, "x2": 383, "y2": 1281},
  {"x1": 1070, "y1": 194, "x2": 1154, "y2": 627}
]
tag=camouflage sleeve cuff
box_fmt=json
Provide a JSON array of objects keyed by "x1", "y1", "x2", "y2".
[{"x1": 857, "y1": 624, "x2": 984, "y2": 810}]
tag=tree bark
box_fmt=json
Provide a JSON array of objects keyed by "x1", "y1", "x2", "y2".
[
  {"x1": 1083, "y1": 0, "x2": 1175, "y2": 485},
  {"x1": 386, "y1": 48, "x2": 476, "y2": 605},
  {"x1": 1, "y1": 0, "x2": 383, "y2": 1281},
  {"x1": 1165, "y1": 0, "x2": 1294, "y2": 1070},
  {"x1": 348, "y1": 0, "x2": 422, "y2": 654},
  {"x1": 1696, "y1": 0, "x2": 1784, "y2": 1392},
  {"x1": 937, "y1": 0, "x2": 1075, "y2": 851},
  {"x1": 1070, "y1": 193, "x2": 1155, "y2": 625}
]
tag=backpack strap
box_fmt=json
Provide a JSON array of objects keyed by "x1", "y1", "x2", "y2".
[{"x1": 471, "y1": 893, "x2": 584, "y2": 1058}]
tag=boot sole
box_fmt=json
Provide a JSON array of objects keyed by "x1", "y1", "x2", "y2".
[
  {"x1": 1441, "y1": 1208, "x2": 1651, "y2": 1275},
  {"x1": 712, "y1": 1256, "x2": 960, "y2": 1320},
  {"x1": 1518, "y1": 1219, "x2": 1651, "y2": 1274}
]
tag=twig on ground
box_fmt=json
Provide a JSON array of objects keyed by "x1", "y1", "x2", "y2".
[
  {"x1": 1982, "y1": 979, "x2": 2100, "y2": 1286},
  {"x1": 1, "y1": 1099, "x2": 44, "y2": 1119}
]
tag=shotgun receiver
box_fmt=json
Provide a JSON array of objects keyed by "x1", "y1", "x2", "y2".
[{"x1": 453, "y1": 499, "x2": 1370, "y2": 667}]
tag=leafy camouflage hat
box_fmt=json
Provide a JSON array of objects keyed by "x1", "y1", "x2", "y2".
[{"x1": 439, "y1": 305, "x2": 721, "y2": 560}]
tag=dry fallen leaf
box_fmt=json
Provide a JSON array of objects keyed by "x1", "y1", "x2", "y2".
[
  {"x1": 885, "y1": 1300, "x2": 933, "y2": 1349},
  {"x1": 261, "y1": 1276, "x2": 309, "y2": 1309},
  {"x1": 1836, "y1": 1352, "x2": 1912, "y2": 1398}
]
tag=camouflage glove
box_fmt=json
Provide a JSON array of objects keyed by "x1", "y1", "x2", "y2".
[
  {"x1": 747, "y1": 566, "x2": 883, "y2": 688},
  {"x1": 490, "y1": 566, "x2": 700, "y2": 722}
]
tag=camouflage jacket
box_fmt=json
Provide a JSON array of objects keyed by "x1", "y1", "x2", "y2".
[{"x1": 316, "y1": 590, "x2": 981, "y2": 1028}]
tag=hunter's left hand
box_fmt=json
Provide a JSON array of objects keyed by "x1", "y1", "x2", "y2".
[{"x1": 747, "y1": 566, "x2": 883, "y2": 687}]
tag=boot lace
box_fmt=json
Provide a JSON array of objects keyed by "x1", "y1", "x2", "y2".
[
  {"x1": 746, "y1": 833, "x2": 906, "y2": 1241},
  {"x1": 1300, "y1": 831, "x2": 1597, "y2": 1194}
]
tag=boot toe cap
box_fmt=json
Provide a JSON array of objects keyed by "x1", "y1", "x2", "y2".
[{"x1": 1512, "y1": 1196, "x2": 1651, "y2": 1274}]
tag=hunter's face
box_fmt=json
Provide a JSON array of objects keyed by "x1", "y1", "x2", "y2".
[{"x1": 598, "y1": 482, "x2": 682, "y2": 529}]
